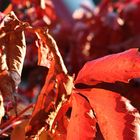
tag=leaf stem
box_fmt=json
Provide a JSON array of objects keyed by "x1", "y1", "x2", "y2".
[{"x1": 0, "y1": 103, "x2": 34, "y2": 130}]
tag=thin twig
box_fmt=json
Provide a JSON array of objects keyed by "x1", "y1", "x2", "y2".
[
  {"x1": 0, "y1": 120, "x2": 23, "y2": 135},
  {"x1": 0, "y1": 103, "x2": 34, "y2": 130}
]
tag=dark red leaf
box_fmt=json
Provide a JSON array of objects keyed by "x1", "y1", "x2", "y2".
[{"x1": 75, "y1": 48, "x2": 140, "y2": 85}]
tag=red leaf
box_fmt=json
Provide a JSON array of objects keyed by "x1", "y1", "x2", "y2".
[
  {"x1": 67, "y1": 93, "x2": 96, "y2": 140},
  {"x1": 77, "y1": 88, "x2": 140, "y2": 140},
  {"x1": 75, "y1": 48, "x2": 140, "y2": 85},
  {"x1": 35, "y1": 28, "x2": 67, "y2": 74},
  {"x1": 51, "y1": 101, "x2": 71, "y2": 134},
  {"x1": 25, "y1": 61, "x2": 56, "y2": 136},
  {"x1": 25, "y1": 29, "x2": 72, "y2": 137}
]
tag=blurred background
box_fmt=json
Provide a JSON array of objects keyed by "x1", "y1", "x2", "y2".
[{"x1": 0, "y1": 0, "x2": 140, "y2": 111}]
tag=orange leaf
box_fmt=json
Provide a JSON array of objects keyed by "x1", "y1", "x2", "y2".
[
  {"x1": 75, "y1": 48, "x2": 140, "y2": 85},
  {"x1": 3, "y1": 4, "x2": 13, "y2": 14},
  {"x1": 78, "y1": 88, "x2": 140, "y2": 140},
  {"x1": 35, "y1": 28, "x2": 67, "y2": 74},
  {"x1": 67, "y1": 93, "x2": 96, "y2": 140}
]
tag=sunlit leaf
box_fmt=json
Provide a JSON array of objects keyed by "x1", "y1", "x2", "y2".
[
  {"x1": 67, "y1": 93, "x2": 96, "y2": 140},
  {"x1": 0, "y1": 11, "x2": 26, "y2": 76},
  {"x1": 78, "y1": 88, "x2": 140, "y2": 140},
  {"x1": 0, "y1": 94, "x2": 4, "y2": 123},
  {"x1": 75, "y1": 49, "x2": 140, "y2": 85}
]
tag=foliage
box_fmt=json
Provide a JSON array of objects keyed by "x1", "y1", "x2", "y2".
[{"x1": 0, "y1": 0, "x2": 140, "y2": 140}]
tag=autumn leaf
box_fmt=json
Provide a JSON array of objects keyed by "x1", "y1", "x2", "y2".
[
  {"x1": 3, "y1": 4, "x2": 13, "y2": 15},
  {"x1": 51, "y1": 100, "x2": 71, "y2": 139},
  {"x1": 25, "y1": 61, "x2": 56, "y2": 137},
  {"x1": 67, "y1": 93, "x2": 96, "y2": 140},
  {"x1": 0, "y1": 11, "x2": 26, "y2": 76},
  {"x1": 77, "y1": 88, "x2": 140, "y2": 140},
  {"x1": 75, "y1": 48, "x2": 140, "y2": 85},
  {"x1": 0, "y1": 11, "x2": 27, "y2": 108},
  {"x1": 25, "y1": 61, "x2": 72, "y2": 137},
  {"x1": 25, "y1": 30, "x2": 73, "y2": 138},
  {"x1": 35, "y1": 28, "x2": 67, "y2": 74},
  {"x1": 36, "y1": 38, "x2": 53, "y2": 69}
]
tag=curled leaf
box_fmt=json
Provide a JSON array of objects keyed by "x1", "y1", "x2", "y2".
[
  {"x1": 35, "y1": 28, "x2": 67, "y2": 74},
  {"x1": 0, "y1": 11, "x2": 26, "y2": 76}
]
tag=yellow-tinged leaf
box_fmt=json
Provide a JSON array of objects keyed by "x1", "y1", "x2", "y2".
[
  {"x1": 0, "y1": 93, "x2": 4, "y2": 123},
  {"x1": 38, "y1": 130, "x2": 53, "y2": 140}
]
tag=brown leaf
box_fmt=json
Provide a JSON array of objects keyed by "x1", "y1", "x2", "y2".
[
  {"x1": 36, "y1": 38, "x2": 53, "y2": 69},
  {"x1": 0, "y1": 11, "x2": 26, "y2": 76},
  {"x1": 0, "y1": 70, "x2": 15, "y2": 102}
]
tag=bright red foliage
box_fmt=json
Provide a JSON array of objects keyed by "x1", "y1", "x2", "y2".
[
  {"x1": 75, "y1": 48, "x2": 140, "y2": 85},
  {"x1": 0, "y1": 0, "x2": 140, "y2": 140},
  {"x1": 67, "y1": 93, "x2": 96, "y2": 140},
  {"x1": 77, "y1": 88, "x2": 140, "y2": 140}
]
